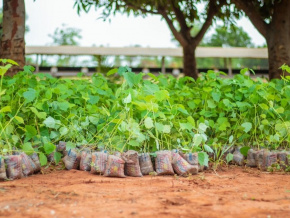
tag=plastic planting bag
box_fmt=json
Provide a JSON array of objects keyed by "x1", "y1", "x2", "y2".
[
  {"x1": 261, "y1": 151, "x2": 277, "y2": 171},
  {"x1": 123, "y1": 150, "x2": 142, "y2": 177},
  {"x1": 20, "y1": 152, "x2": 34, "y2": 176},
  {"x1": 104, "y1": 155, "x2": 126, "y2": 178},
  {"x1": 91, "y1": 152, "x2": 108, "y2": 175},
  {"x1": 277, "y1": 152, "x2": 290, "y2": 169},
  {"x1": 0, "y1": 157, "x2": 7, "y2": 181},
  {"x1": 246, "y1": 149, "x2": 257, "y2": 167},
  {"x1": 233, "y1": 147, "x2": 244, "y2": 166},
  {"x1": 48, "y1": 152, "x2": 56, "y2": 163},
  {"x1": 29, "y1": 153, "x2": 41, "y2": 173},
  {"x1": 255, "y1": 149, "x2": 265, "y2": 169},
  {"x1": 183, "y1": 153, "x2": 198, "y2": 165},
  {"x1": 62, "y1": 149, "x2": 81, "y2": 170},
  {"x1": 57, "y1": 141, "x2": 66, "y2": 153},
  {"x1": 172, "y1": 153, "x2": 198, "y2": 176},
  {"x1": 155, "y1": 151, "x2": 174, "y2": 176},
  {"x1": 80, "y1": 150, "x2": 92, "y2": 171},
  {"x1": 138, "y1": 153, "x2": 154, "y2": 175},
  {"x1": 5, "y1": 155, "x2": 22, "y2": 180}
]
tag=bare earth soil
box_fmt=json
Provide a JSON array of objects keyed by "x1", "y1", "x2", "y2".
[{"x1": 0, "y1": 166, "x2": 289, "y2": 218}]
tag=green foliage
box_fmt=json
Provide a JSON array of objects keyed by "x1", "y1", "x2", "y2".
[{"x1": 0, "y1": 60, "x2": 290, "y2": 168}]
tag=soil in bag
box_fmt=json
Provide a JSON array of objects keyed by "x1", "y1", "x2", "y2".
[
  {"x1": 261, "y1": 150, "x2": 277, "y2": 171},
  {"x1": 138, "y1": 153, "x2": 154, "y2": 175},
  {"x1": 233, "y1": 147, "x2": 244, "y2": 166},
  {"x1": 123, "y1": 150, "x2": 142, "y2": 177},
  {"x1": 91, "y1": 151, "x2": 108, "y2": 175},
  {"x1": 80, "y1": 150, "x2": 92, "y2": 171},
  {"x1": 104, "y1": 155, "x2": 126, "y2": 178},
  {"x1": 155, "y1": 151, "x2": 174, "y2": 176},
  {"x1": 5, "y1": 155, "x2": 22, "y2": 180},
  {"x1": 29, "y1": 153, "x2": 41, "y2": 173},
  {"x1": 57, "y1": 141, "x2": 66, "y2": 153},
  {"x1": 172, "y1": 153, "x2": 198, "y2": 176},
  {"x1": 62, "y1": 149, "x2": 81, "y2": 170},
  {"x1": 20, "y1": 152, "x2": 34, "y2": 176},
  {"x1": 277, "y1": 151, "x2": 290, "y2": 169},
  {"x1": 255, "y1": 149, "x2": 265, "y2": 169},
  {"x1": 0, "y1": 157, "x2": 7, "y2": 181},
  {"x1": 246, "y1": 149, "x2": 257, "y2": 167}
]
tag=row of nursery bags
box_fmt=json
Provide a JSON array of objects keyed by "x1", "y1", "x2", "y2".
[
  {"x1": 60, "y1": 147, "x2": 206, "y2": 178},
  {"x1": 0, "y1": 152, "x2": 41, "y2": 181}
]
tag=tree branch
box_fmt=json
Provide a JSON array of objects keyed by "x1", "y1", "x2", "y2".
[
  {"x1": 194, "y1": 0, "x2": 221, "y2": 45},
  {"x1": 231, "y1": 0, "x2": 268, "y2": 38},
  {"x1": 169, "y1": 0, "x2": 191, "y2": 41},
  {"x1": 158, "y1": 8, "x2": 187, "y2": 46}
]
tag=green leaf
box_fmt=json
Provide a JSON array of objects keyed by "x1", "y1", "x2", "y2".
[
  {"x1": 240, "y1": 146, "x2": 251, "y2": 157},
  {"x1": 59, "y1": 127, "x2": 69, "y2": 136},
  {"x1": 25, "y1": 125, "x2": 37, "y2": 140},
  {"x1": 43, "y1": 116, "x2": 56, "y2": 128},
  {"x1": 198, "y1": 152, "x2": 209, "y2": 167},
  {"x1": 44, "y1": 142, "x2": 56, "y2": 154},
  {"x1": 66, "y1": 141, "x2": 76, "y2": 150},
  {"x1": 15, "y1": 116, "x2": 24, "y2": 124},
  {"x1": 123, "y1": 72, "x2": 143, "y2": 87},
  {"x1": 229, "y1": 135, "x2": 234, "y2": 143},
  {"x1": 155, "y1": 122, "x2": 164, "y2": 132},
  {"x1": 241, "y1": 122, "x2": 252, "y2": 133},
  {"x1": 212, "y1": 91, "x2": 221, "y2": 102},
  {"x1": 198, "y1": 123, "x2": 208, "y2": 133},
  {"x1": 23, "y1": 88, "x2": 37, "y2": 102},
  {"x1": 155, "y1": 90, "x2": 169, "y2": 101},
  {"x1": 193, "y1": 134, "x2": 203, "y2": 146},
  {"x1": 259, "y1": 103, "x2": 269, "y2": 110},
  {"x1": 123, "y1": 93, "x2": 132, "y2": 104},
  {"x1": 58, "y1": 102, "x2": 70, "y2": 111},
  {"x1": 207, "y1": 99, "x2": 216, "y2": 108},
  {"x1": 30, "y1": 107, "x2": 47, "y2": 119},
  {"x1": 204, "y1": 144, "x2": 213, "y2": 153},
  {"x1": 180, "y1": 122, "x2": 193, "y2": 131},
  {"x1": 276, "y1": 107, "x2": 284, "y2": 114},
  {"x1": 226, "y1": 153, "x2": 233, "y2": 163},
  {"x1": 163, "y1": 125, "x2": 171, "y2": 134},
  {"x1": 88, "y1": 95, "x2": 100, "y2": 105},
  {"x1": 187, "y1": 116, "x2": 195, "y2": 127},
  {"x1": 128, "y1": 140, "x2": 139, "y2": 147},
  {"x1": 107, "y1": 68, "x2": 118, "y2": 76},
  {"x1": 144, "y1": 117, "x2": 154, "y2": 129},
  {"x1": 39, "y1": 152, "x2": 47, "y2": 166},
  {"x1": 177, "y1": 107, "x2": 189, "y2": 115},
  {"x1": 22, "y1": 142, "x2": 34, "y2": 155},
  {"x1": 0, "y1": 106, "x2": 11, "y2": 113},
  {"x1": 54, "y1": 152, "x2": 62, "y2": 164}
]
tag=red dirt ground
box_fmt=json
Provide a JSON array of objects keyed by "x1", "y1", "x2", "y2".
[{"x1": 0, "y1": 166, "x2": 289, "y2": 218}]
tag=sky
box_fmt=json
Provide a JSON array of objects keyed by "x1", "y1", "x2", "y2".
[{"x1": 0, "y1": 0, "x2": 266, "y2": 48}]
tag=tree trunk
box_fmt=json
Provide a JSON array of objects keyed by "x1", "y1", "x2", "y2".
[
  {"x1": 0, "y1": 0, "x2": 25, "y2": 76},
  {"x1": 266, "y1": 1, "x2": 290, "y2": 80},
  {"x1": 182, "y1": 44, "x2": 198, "y2": 79}
]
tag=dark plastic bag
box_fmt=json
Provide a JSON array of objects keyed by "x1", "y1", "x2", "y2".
[
  {"x1": 62, "y1": 149, "x2": 81, "y2": 170},
  {"x1": 183, "y1": 153, "x2": 198, "y2": 165},
  {"x1": 262, "y1": 150, "x2": 277, "y2": 171},
  {"x1": 80, "y1": 150, "x2": 92, "y2": 171},
  {"x1": 172, "y1": 153, "x2": 198, "y2": 176},
  {"x1": 0, "y1": 157, "x2": 7, "y2": 181},
  {"x1": 29, "y1": 153, "x2": 41, "y2": 173},
  {"x1": 57, "y1": 141, "x2": 66, "y2": 153},
  {"x1": 5, "y1": 155, "x2": 22, "y2": 180},
  {"x1": 246, "y1": 149, "x2": 257, "y2": 167},
  {"x1": 277, "y1": 152, "x2": 290, "y2": 169},
  {"x1": 104, "y1": 155, "x2": 126, "y2": 178},
  {"x1": 233, "y1": 147, "x2": 244, "y2": 166},
  {"x1": 20, "y1": 152, "x2": 34, "y2": 176},
  {"x1": 255, "y1": 149, "x2": 265, "y2": 169},
  {"x1": 123, "y1": 150, "x2": 142, "y2": 177},
  {"x1": 138, "y1": 153, "x2": 154, "y2": 175},
  {"x1": 91, "y1": 151, "x2": 108, "y2": 175},
  {"x1": 155, "y1": 151, "x2": 174, "y2": 176}
]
